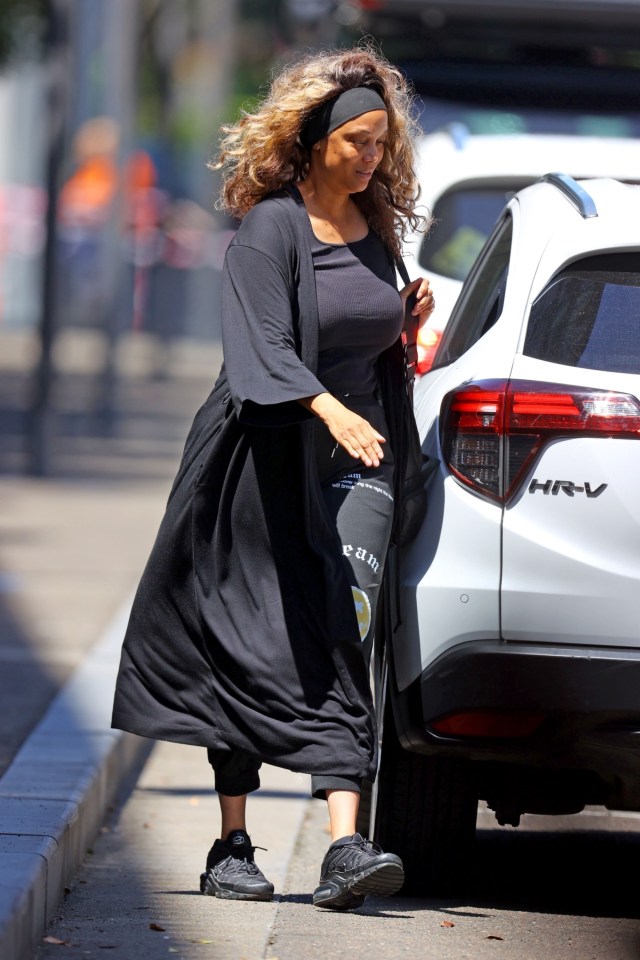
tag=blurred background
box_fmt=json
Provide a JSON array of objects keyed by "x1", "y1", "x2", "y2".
[{"x1": 1, "y1": 0, "x2": 639, "y2": 478}]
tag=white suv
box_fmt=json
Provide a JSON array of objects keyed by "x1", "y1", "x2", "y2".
[
  {"x1": 368, "y1": 174, "x2": 640, "y2": 896},
  {"x1": 403, "y1": 128, "x2": 640, "y2": 373}
]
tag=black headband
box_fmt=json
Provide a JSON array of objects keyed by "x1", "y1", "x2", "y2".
[{"x1": 301, "y1": 86, "x2": 387, "y2": 149}]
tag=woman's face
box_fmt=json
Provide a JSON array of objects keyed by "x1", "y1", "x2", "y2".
[{"x1": 311, "y1": 109, "x2": 388, "y2": 194}]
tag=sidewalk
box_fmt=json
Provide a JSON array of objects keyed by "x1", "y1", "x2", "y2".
[
  {"x1": 34, "y1": 738, "x2": 311, "y2": 960},
  {"x1": 0, "y1": 328, "x2": 227, "y2": 960}
]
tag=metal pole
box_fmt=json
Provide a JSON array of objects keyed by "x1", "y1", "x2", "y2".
[
  {"x1": 28, "y1": 0, "x2": 71, "y2": 476},
  {"x1": 95, "y1": 0, "x2": 139, "y2": 428}
]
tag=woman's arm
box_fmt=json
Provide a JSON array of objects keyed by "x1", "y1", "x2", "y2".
[
  {"x1": 222, "y1": 241, "x2": 326, "y2": 425},
  {"x1": 298, "y1": 393, "x2": 386, "y2": 469},
  {"x1": 400, "y1": 276, "x2": 435, "y2": 320}
]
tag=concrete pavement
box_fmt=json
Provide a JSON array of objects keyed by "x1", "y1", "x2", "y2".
[
  {"x1": 0, "y1": 592, "x2": 152, "y2": 960},
  {"x1": 34, "y1": 738, "x2": 311, "y2": 960},
  {"x1": 0, "y1": 328, "x2": 228, "y2": 960}
]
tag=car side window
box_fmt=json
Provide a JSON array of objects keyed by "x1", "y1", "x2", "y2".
[
  {"x1": 524, "y1": 253, "x2": 640, "y2": 374},
  {"x1": 418, "y1": 180, "x2": 526, "y2": 282},
  {"x1": 432, "y1": 213, "x2": 513, "y2": 369}
]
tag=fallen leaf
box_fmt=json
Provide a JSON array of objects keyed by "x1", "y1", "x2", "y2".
[
  {"x1": 440, "y1": 920, "x2": 455, "y2": 928},
  {"x1": 149, "y1": 922, "x2": 166, "y2": 932},
  {"x1": 486, "y1": 935, "x2": 504, "y2": 941},
  {"x1": 42, "y1": 935, "x2": 67, "y2": 945}
]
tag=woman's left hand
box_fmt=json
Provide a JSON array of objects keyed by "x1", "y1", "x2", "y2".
[{"x1": 400, "y1": 277, "x2": 435, "y2": 320}]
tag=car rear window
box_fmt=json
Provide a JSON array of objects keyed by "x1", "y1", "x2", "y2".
[
  {"x1": 418, "y1": 180, "x2": 530, "y2": 281},
  {"x1": 524, "y1": 253, "x2": 640, "y2": 374}
]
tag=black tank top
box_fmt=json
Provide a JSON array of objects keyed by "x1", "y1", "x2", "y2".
[
  {"x1": 311, "y1": 230, "x2": 403, "y2": 402},
  {"x1": 311, "y1": 230, "x2": 403, "y2": 481}
]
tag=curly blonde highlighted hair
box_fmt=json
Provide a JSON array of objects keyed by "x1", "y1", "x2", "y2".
[{"x1": 210, "y1": 42, "x2": 428, "y2": 257}]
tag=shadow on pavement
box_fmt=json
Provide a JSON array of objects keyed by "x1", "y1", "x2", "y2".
[
  {"x1": 469, "y1": 826, "x2": 640, "y2": 919},
  {"x1": 0, "y1": 572, "x2": 61, "y2": 778}
]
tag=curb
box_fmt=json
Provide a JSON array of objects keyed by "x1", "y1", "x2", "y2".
[{"x1": 0, "y1": 595, "x2": 151, "y2": 960}]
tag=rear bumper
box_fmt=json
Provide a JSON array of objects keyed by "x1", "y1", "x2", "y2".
[{"x1": 392, "y1": 638, "x2": 640, "y2": 760}]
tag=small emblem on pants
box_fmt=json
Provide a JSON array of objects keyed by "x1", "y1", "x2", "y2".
[{"x1": 351, "y1": 587, "x2": 371, "y2": 641}]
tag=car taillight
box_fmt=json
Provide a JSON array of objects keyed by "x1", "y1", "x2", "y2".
[
  {"x1": 432, "y1": 710, "x2": 545, "y2": 739},
  {"x1": 416, "y1": 325, "x2": 443, "y2": 376},
  {"x1": 440, "y1": 380, "x2": 640, "y2": 503}
]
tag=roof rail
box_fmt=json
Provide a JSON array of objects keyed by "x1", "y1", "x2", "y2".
[{"x1": 541, "y1": 173, "x2": 598, "y2": 219}]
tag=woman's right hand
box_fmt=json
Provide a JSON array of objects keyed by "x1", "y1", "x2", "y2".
[{"x1": 298, "y1": 393, "x2": 386, "y2": 468}]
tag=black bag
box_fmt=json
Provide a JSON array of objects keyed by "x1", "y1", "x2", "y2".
[{"x1": 390, "y1": 257, "x2": 437, "y2": 547}]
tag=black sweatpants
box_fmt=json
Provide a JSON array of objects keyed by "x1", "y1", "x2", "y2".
[{"x1": 209, "y1": 436, "x2": 395, "y2": 799}]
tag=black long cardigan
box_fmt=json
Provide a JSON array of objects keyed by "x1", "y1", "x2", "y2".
[{"x1": 111, "y1": 185, "x2": 408, "y2": 782}]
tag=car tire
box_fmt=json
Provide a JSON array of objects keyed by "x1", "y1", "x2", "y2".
[{"x1": 370, "y1": 699, "x2": 479, "y2": 897}]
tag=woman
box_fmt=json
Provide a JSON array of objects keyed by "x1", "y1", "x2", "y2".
[{"x1": 112, "y1": 43, "x2": 434, "y2": 911}]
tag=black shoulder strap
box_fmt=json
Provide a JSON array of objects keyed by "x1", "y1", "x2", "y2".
[
  {"x1": 395, "y1": 255, "x2": 411, "y2": 287},
  {"x1": 395, "y1": 255, "x2": 419, "y2": 392}
]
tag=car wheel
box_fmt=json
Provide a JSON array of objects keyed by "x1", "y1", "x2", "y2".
[{"x1": 371, "y1": 697, "x2": 479, "y2": 897}]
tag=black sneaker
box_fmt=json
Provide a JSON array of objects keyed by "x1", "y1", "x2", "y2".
[
  {"x1": 199, "y1": 829, "x2": 274, "y2": 901},
  {"x1": 313, "y1": 833, "x2": 404, "y2": 910}
]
